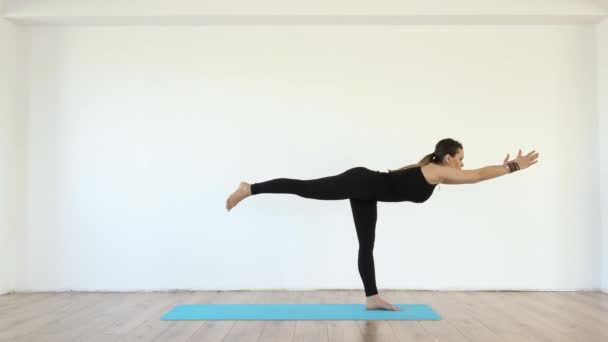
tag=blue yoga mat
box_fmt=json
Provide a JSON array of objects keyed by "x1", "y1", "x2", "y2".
[{"x1": 161, "y1": 304, "x2": 441, "y2": 321}]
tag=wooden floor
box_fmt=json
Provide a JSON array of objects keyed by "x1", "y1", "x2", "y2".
[{"x1": 1, "y1": 290, "x2": 607, "y2": 341}]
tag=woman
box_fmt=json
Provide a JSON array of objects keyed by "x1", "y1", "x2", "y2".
[{"x1": 225, "y1": 138, "x2": 540, "y2": 311}]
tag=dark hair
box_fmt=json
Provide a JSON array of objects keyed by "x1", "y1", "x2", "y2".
[{"x1": 387, "y1": 138, "x2": 463, "y2": 172}]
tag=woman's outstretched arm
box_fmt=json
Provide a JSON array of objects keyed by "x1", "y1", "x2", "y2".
[{"x1": 440, "y1": 149, "x2": 539, "y2": 184}]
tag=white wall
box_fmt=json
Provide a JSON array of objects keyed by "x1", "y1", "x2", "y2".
[
  {"x1": 0, "y1": 0, "x2": 18, "y2": 296},
  {"x1": 599, "y1": 19, "x2": 608, "y2": 294},
  {"x1": 16, "y1": 25, "x2": 601, "y2": 292}
]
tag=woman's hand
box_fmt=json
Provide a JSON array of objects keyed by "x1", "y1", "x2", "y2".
[{"x1": 503, "y1": 149, "x2": 540, "y2": 170}]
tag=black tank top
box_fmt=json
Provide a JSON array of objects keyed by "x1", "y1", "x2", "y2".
[{"x1": 380, "y1": 166, "x2": 437, "y2": 203}]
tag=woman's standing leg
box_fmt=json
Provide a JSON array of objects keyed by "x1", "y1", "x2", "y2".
[
  {"x1": 349, "y1": 198, "x2": 379, "y2": 296},
  {"x1": 350, "y1": 198, "x2": 400, "y2": 311}
]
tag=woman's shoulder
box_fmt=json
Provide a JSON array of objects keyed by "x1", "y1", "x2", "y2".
[{"x1": 419, "y1": 163, "x2": 443, "y2": 185}]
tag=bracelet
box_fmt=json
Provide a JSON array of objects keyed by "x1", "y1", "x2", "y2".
[{"x1": 506, "y1": 161, "x2": 520, "y2": 173}]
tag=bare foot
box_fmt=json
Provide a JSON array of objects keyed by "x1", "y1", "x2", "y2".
[
  {"x1": 226, "y1": 182, "x2": 252, "y2": 211},
  {"x1": 365, "y1": 294, "x2": 401, "y2": 311}
]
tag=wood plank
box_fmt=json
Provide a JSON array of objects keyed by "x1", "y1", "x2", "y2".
[
  {"x1": 425, "y1": 291, "x2": 501, "y2": 341},
  {"x1": 292, "y1": 291, "x2": 329, "y2": 342},
  {"x1": 185, "y1": 291, "x2": 238, "y2": 342},
  {"x1": 0, "y1": 292, "x2": 56, "y2": 314},
  {"x1": 364, "y1": 290, "x2": 434, "y2": 342},
  {"x1": 256, "y1": 290, "x2": 299, "y2": 342},
  {"x1": 117, "y1": 291, "x2": 197, "y2": 341},
  {"x1": 516, "y1": 291, "x2": 608, "y2": 341},
  {"x1": 1, "y1": 290, "x2": 607, "y2": 342},
  {"x1": 452, "y1": 291, "x2": 560, "y2": 342},
  {"x1": 149, "y1": 291, "x2": 216, "y2": 342},
  {"x1": 322, "y1": 290, "x2": 368, "y2": 342},
  {"x1": 212, "y1": 291, "x2": 265, "y2": 342},
  {"x1": 398, "y1": 291, "x2": 466, "y2": 342},
  {"x1": 1, "y1": 293, "x2": 109, "y2": 341}
]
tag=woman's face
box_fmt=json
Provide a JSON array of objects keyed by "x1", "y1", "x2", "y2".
[{"x1": 444, "y1": 149, "x2": 464, "y2": 169}]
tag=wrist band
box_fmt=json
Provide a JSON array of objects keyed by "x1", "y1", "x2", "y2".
[{"x1": 507, "y1": 161, "x2": 520, "y2": 173}]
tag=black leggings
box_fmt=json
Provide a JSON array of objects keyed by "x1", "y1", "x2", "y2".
[{"x1": 250, "y1": 167, "x2": 383, "y2": 296}]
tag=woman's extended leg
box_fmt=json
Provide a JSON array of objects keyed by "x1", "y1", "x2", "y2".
[
  {"x1": 251, "y1": 167, "x2": 374, "y2": 200},
  {"x1": 226, "y1": 167, "x2": 378, "y2": 211},
  {"x1": 350, "y1": 198, "x2": 400, "y2": 311}
]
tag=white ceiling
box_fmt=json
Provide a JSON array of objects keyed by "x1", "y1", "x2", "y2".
[{"x1": 2, "y1": 0, "x2": 608, "y2": 25}]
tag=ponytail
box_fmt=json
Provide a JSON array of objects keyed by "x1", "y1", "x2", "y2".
[
  {"x1": 387, "y1": 152, "x2": 436, "y2": 173},
  {"x1": 387, "y1": 138, "x2": 463, "y2": 173}
]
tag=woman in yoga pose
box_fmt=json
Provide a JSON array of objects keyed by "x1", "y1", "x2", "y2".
[{"x1": 225, "y1": 138, "x2": 540, "y2": 311}]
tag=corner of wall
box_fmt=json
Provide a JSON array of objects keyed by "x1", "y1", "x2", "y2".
[
  {"x1": 598, "y1": 18, "x2": 608, "y2": 294},
  {"x1": 0, "y1": 4, "x2": 22, "y2": 295}
]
